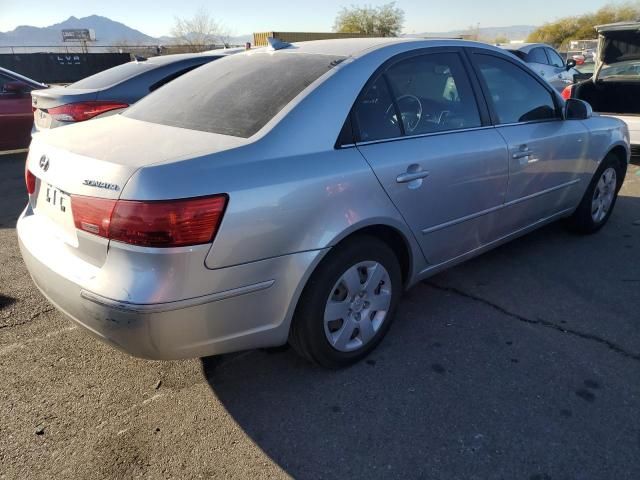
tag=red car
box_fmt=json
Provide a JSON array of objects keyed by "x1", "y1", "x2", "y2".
[{"x1": 0, "y1": 67, "x2": 47, "y2": 151}]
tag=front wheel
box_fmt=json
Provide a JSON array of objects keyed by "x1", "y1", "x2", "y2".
[
  {"x1": 566, "y1": 154, "x2": 624, "y2": 234},
  {"x1": 289, "y1": 235, "x2": 402, "y2": 369}
]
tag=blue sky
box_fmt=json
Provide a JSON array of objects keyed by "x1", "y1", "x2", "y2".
[{"x1": 0, "y1": 0, "x2": 619, "y2": 36}]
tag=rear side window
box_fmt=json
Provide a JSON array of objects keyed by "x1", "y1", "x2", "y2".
[
  {"x1": 354, "y1": 76, "x2": 402, "y2": 142},
  {"x1": 71, "y1": 62, "x2": 153, "y2": 89},
  {"x1": 527, "y1": 48, "x2": 548, "y2": 65},
  {"x1": 125, "y1": 52, "x2": 344, "y2": 138},
  {"x1": 546, "y1": 48, "x2": 565, "y2": 68},
  {"x1": 473, "y1": 54, "x2": 558, "y2": 124}
]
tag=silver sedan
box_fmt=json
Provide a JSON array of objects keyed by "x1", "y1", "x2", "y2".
[{"x1": 19, "y1": 38, "x2": 630, "y2": 368}]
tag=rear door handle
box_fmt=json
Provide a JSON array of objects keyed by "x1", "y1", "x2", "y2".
[
  {"x1": 512, "y1": 151, "x2": 531, "y2": 159},
  {"x1": 512, "y1": 145, "x2": 531, "y2": 159},
  {"x1": 396, "y1": 171, "x2": 430, "y2": 183}
]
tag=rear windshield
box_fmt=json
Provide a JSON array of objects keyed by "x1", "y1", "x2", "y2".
[
  {"x1": 124, "y1": 52, "x2": 345, "y2": 138},
  {"x1": 71, "y1": 61, "x2": 154, "y2": 89}
]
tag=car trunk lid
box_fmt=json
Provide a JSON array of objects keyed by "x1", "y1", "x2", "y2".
[
  {"x1": 595, "y1": 22, "x2": 640, "y2": 78},
  {"x1": 27, "y1": 115, "x2": 248, "y2": 266},
  {"x1": 32, "y1": 87, "x2": 99, "y2": 129}
]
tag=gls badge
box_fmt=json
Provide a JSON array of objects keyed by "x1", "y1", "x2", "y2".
[{"x1": 82, "y1": 179, "x2": 120, "y2": 191}]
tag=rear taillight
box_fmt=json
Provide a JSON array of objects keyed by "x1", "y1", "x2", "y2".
[
  {"x1": 561, "y1": 85, "x2": 573, "y2": 100},
  {"x1": 71, "y1": 195, "x2": 228, "y2": 248},
  {"x1": 48, "y1": 101, "x2": 129, "y2": 122},
  {"x1": 71, "y1": 196, "x2": 117, "y2": 237},
  {"x1": 25, "y1": 163, "x2": 36, "y2": 195}
]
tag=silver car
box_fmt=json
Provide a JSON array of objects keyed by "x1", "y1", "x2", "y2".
[
  {"x1": 19, "y1": 38, "x2": 630, "y2": 368},
  {"x1": 501, "y1": 43, "x2": 580, "y2": 91}
]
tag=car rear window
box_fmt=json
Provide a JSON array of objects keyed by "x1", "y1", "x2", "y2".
[
  {"x1": 123, "y1": 52, "x2": 345, "y2": 138},
  {"x1": 71, "y1": 61, "x2": 154, "y2": 89}
]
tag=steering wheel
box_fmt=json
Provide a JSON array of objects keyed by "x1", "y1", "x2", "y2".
[{"x1": 385, "y1": 94, "x2": 423, "y2": 133}]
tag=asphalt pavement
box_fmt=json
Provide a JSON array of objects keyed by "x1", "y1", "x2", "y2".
[{"x1": 1, "y1": 152, "x2": 639, "y2": 479}]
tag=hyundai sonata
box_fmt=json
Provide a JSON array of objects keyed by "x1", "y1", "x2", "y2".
[{"x1": 19, "y1": 38, "x2": 630, "y2": 368}]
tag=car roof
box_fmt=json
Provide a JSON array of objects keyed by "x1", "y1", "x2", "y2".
[{"x1": 257, "y1": 37, "x2": 503, "y2": 58}]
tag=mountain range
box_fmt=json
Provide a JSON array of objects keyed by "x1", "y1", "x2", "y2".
[
  {"x1": 0, "y1": 15, "x2": 536, "y2": 47},
  {"x1": 0, "y1": 15, "x2": 252, "y2": 46}
]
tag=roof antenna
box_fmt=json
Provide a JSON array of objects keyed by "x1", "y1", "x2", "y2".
[{"x1": 267, "y1": 37, "x2": 292, "y2": 51}]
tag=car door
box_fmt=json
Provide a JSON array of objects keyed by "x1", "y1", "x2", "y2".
[
  {"x1": 353, "y1": 49, "x2": 509, "y2": 266},
  {"x1": 468, "y1": 49, "x2": 590, "y2": 233},
  {"x1": 0, "y1": 73, "x2": 33, "y2": 151},
  {"x1": 545, "y1": 47, "x2": 574, "y2": 91}
]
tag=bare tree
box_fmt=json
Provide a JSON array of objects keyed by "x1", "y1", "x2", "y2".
[
  {"x1": 171, "y1": 8, "x2": 230, "y2": 51},
  {"x1": 334, "y1": 2, "x2": 404, "y2": 37}
]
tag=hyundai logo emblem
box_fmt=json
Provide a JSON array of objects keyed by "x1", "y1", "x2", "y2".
[{"x1": 39, "y1": 155, "x2": 50, "y2": 172}]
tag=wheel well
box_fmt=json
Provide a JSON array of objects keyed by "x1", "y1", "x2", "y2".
[
  {"x1": 608, "y1": 145, "x2": 628, "y2": 177},
  {"x1": 335, "y1": 225, "x2": 412, "y2": 286}
]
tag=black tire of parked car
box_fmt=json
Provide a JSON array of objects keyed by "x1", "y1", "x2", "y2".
[
  {"x1": 566, "y1": 152, "x2": 626, "y2": 234},
  {"x1": 289, "y1": 235, "x2": 402, "y2": 369}
]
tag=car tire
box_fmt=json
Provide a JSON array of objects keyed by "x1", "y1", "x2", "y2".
[
  {"x1": 289, "y1": 235, "x2": 402, "y2": 369},
  {"x1": 566, "y1": 153, "x2": 625, "y2": 234}
]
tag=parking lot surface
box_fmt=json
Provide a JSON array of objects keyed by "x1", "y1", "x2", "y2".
[{"x1": 1, "y1": 152, "x2": 639, "y2": 479}]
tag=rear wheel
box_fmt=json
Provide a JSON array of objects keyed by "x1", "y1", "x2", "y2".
[
  {"x1": 289, "y1": 235, "x2": 402, "y2": 369},
  {"x1": 567, "y1": 154, "x2": 624, "y2": 234}
]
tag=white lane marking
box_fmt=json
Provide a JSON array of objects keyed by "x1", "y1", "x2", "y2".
[{"x1": 0, "y1": 325, "x2": 78, "y2": 356}]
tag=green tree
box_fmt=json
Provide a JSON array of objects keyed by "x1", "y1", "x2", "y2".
[
  {"x1": 333, "y1": 2, "x2": 405, "y2": 37},
  {"x1": 527, "y1": 2, "x2": 640, "y2": 48}
]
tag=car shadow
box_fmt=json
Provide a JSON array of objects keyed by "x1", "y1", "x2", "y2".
[{"x1": 199, "y1": 192, "x2": 640, "y2": 479}]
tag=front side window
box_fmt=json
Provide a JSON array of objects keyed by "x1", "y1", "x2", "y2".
[
  {"x1": 0, "y1": 73, "x2": 12, "y2": 93},
  {"x1": 353, "y1": 52, "x2": 481, "y2": 142},
  {"x1": 384, "y1": 53, "x2": 481, "y2": 135},
  {"x1": 546, "y1": 48, "x2": 565, "y2": 68},
  {"x1": 474, "y1": 54, "x2": 558, "y2": 124},
  {"x1": 527, "y1": 48, "x2": 549, "y2": 65}
]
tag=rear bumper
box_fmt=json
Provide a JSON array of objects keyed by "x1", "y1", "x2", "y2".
[
  {"x1": 603, "y1": 114, "x2": 640, "y2": 149},
  {"x1": 17, "y1": 208, "x2": 324, "y2": 360}
]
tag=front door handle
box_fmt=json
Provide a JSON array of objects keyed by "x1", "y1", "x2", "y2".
[{"x1": 396, "y1": 171, "x2": 431, "y2": 183}]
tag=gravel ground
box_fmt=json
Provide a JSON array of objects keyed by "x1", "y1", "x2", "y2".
[{"x1": 1, "y1": 152, "x2": 639, "y2": 479}]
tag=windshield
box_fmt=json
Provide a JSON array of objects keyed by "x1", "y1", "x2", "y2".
[
  {"x1": 124, "y1": 51, "x2": 344, "y2": 138},
  {"x1": 600, "y1": 59, "x2": 640, "y2": 79}
]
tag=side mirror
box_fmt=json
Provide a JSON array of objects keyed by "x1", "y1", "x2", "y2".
[
  {"x1": 3, "y1": 81, "x2": 29, "y2": 95},
  {"x1": 564, "y1": 98, "x2": 592, "y2": 120},
  {"x1": 566, "y1": 59, "x2": 577, "y2": 70}
]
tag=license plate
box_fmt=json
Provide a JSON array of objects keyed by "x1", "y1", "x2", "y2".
[
  {"x1": 35, "y1": 183, "x2": 77, "y2": 243},
  {"x1": 34, "y1": 109, "x2": 52, "y2": 129},
  {"x1": 44, "y1": 185, "x2": 70, "y2": 213}
]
